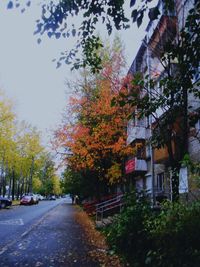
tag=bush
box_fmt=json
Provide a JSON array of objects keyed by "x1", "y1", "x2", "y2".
[
  {"x1": 147, "y1": 201, "x2": 200, "y2": 267},
  {"x1": 104, "y1": 191, "x2": 200, "y2": 267},
  {"x1": 103, "y1": 191, "x2": 155, "y2": 266}
]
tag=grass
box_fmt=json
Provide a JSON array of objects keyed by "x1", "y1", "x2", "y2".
[{"x1": 12, "y1": 200, "x2": 20, "y2": 205}]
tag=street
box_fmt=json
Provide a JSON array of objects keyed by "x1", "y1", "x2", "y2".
[{"x1": 0, "y1": 199, "x2": 99, "y2": 267}]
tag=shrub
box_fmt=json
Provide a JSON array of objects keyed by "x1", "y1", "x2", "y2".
[
  {"x1": 104, "y1": 191, "x2": 155, "y2": 266},
  {"x1": 147, "y1": 201, "x2": 200, "y2": 267},
  {"x1": 104, "y1": 191, "x2": 200, "y2": 267}
]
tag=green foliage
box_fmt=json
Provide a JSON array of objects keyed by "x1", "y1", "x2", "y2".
[
  {"x1": 104, "y1": 193, "x2": 200, "y2": 267},
  {"x1": 117, "y1": 1, "x2": 200, "y2": 201},
  {"x1": 181, "y1": 154, "x2": 200, "y2": 190},
  {"x1": 7, "y1": 0, "x2": 175, "y2": 72},
  {"x1": 62, "y1": 168, "x2": 83, "y2": 196},
  {"x1": 0, "y1": 91, "x2": 59, "y2": 198},
  {"x1": 146, "y1": 201, "x2": 200, "y2": 267},
  {"x1": 62, "y1": 167, "x2": 109, "y2": 201},
  {"x1": 104, "y1": 191, "x2": 154, "y2": 266}
]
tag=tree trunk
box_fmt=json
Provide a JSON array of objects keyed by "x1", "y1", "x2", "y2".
[
  {"x1": 29, "y1": 156, "x2": 35, "y2": 193},
  {"x1": 171, "y1": 165, "x2": 180, "y2": 202},
  {"x1": 167, "y1": 137, "x2": 180, "y2": 202},
  {"x1": 12, "y1": 169, "x2": 15, "y2": 201}
]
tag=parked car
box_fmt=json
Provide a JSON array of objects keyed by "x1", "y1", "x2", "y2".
[
  {"x1": 47, "y1": 195, "x2": 56, "y2": 200},
  {"x1": 36, "y1": 194, "x2": 44, "y2": 201},
  {"x1": 32, "y1": 194, "x2": 39, "y2": 204},
  {"x1": 20, "y1": 194, "x2": 39, "y2": 205},
  {"x1": 20, "y1": 195, "x2": 34, "y2": 205},
  {"x1": 0, "y1": 196, "x2": 12, "y2": 209}
]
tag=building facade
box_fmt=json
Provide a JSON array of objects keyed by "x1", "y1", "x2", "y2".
[{"x1": 125, "y1": 0, "x2": 200, "y2": 202}]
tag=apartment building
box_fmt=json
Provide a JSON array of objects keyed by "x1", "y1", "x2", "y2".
[{"x1": 126, "y1": 0, "x2": 200, "y2": 202}]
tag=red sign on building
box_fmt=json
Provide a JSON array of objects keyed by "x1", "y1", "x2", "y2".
[{"x1": 125, "y1": 158, "x2": 136, "y2": 174}]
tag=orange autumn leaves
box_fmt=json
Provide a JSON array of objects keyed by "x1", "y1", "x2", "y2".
[{"x1": 54, "y1": 47, "x2": 134, "y2": 184}]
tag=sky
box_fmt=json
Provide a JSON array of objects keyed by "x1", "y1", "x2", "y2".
[{"x1": 0, "y1": 1, "x2": 147, "y2": 149}]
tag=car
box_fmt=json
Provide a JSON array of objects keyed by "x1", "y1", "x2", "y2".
[
  {"x1": 20, "y1": 194, "x2": 39, "y2": 205},
  {"x1": 20, "y1": 195, "x2": 34, "y2": 205},
  {"x1": 27, "y1": 193, "x2": 39, "y2": 204},
  {"x1": 32, "y1": 194, "x2": 39, "y2": 204},
  {"x1": 47, "y1": 195, "x2": 56, "y2": 200},
  {"x1": 36, "y1": 194, "x2": 44, "y2": 201},
  {"x1": 0, "y1": 196, "x2": 12, "y2": 209}
]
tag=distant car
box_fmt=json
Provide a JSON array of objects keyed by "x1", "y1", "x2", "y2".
[
  {"x1": 35, "y1": 194, "x2": 44, "y2": 201},
  {"x1": 32, "y1": 194, "x2": 39, "y2": 204},
  {"x1": 48, "y1": 195, "x2": 56, "y2": 200},
  {"x1": 0, "y1": 196, "x2": 12, "y2": 209}
]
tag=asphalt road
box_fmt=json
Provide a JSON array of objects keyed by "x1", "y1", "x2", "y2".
[{"x1": 0, "y1": 199, "x2": 99, "y2": 267}]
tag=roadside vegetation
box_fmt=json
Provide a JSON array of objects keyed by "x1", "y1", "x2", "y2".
[
  {"x1": 74, "y1": 206, "x2": 123, "y2": 267},
  {"x1": 103, "y1": 191, "x2": 200, "y2": 267},
  {"x1": 54, "y1": 37, "x2": 134, "y2": 200},
  {"x1": 4, "y1": 1, "x2": 200, "y2": 266},
  {"x1": 0, "y1": 91, "x2": 61, "y2": 199}
]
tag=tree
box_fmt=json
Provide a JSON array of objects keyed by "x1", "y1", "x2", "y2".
[
  {"x1": 36, "y1": 152, "x2": 61, "y2": 196},
  {"x1": 15, "y1": 121, "x2": 44, "y2": 194},
  {"x1": 32, "y1": 176, "x2": 42, "y2": 192},
  {"x1": 0, "y1": 90, "x2": 58, "y2": 199},
  {"x1": 0, "y1": 91, "x2": 16, "y2": 197},
  {"x1": 54, "y1": 38, "x2": 134, "y2": 199},
  {"x1": 7, "y1": 0, "x2": 175, "y2": 72}
]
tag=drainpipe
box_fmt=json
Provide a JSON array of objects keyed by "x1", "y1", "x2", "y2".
[{"x1": 146, "y1": 34, "x2": 156, "y2": 206}]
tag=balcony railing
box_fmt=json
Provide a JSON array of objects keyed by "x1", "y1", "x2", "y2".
[
  {"x1": 154, "y1": 187, "x2": 171, "y2": 200},
  {"x1": 127, "y1": 119, "x2": 149, "y2": 145},
  {"x1": 125, "y1": 157, "x2": 147, "y2": 174}
]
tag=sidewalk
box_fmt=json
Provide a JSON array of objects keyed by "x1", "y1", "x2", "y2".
[
  {"x1": 74, "y1": 205, "x2": 124, "y2": 267},
  {"x1": 0, "y1": 202, "x2": 99, "y2": 267}
]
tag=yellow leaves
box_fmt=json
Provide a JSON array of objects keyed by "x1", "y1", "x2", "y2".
[
  {"x1": 106, "y1": 162, "x2": 122, "y2": 184},
  {"x1": 74, "y1": 209, "x2": 123, "y2": 267},
  {"x1": 51, "y1": 175, "x2": 62, "y2": 195},
  {"x1": 0, "y1": 90, "x2": 60, "y2": 199},
  {"x1": 33, "y1": 176, "x2": 42, "y2": 192}
]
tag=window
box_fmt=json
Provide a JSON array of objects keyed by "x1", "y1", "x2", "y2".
[
  {"x1": 136, "y1": 143, "x2": 146, "y2": 159},
  {"x1": 157, "y1": 173, "x2": 164, "y2": 191},
  {"x1": 196, "y1": 119, "x2": 200, "y2": 131},
  {"x1": 193, "y1": 66, "x2": 200, "y2": 83},
  {"x1": 146, "y1": 144, "x2": 151, "y2": 158}
]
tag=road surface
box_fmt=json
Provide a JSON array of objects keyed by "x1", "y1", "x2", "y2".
[{"x1": 0, "y1": 198, "x2": 99, "y2": 267}]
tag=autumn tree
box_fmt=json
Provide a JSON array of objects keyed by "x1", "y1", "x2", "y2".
[
  {"x1": 36, "y1": 152, "x2": 62, "y2": 196},
  {"x1": 0, "y1": 91, "x2": 16, "y2": 197},
  {"x1": 0, "y1": 87, "x2": 62, "y2": 199},
  {"x1": 14, "y1": 121, "x2": 44, "y2": 194},
  {"x1": 54, "y1": 38, "x2": 134, "y2": 199}
]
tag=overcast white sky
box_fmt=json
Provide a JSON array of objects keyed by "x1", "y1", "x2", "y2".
[{"x1": 0, "y1": 1, "x2": 147, "y2": 148}]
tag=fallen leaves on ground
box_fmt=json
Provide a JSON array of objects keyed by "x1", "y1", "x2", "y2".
[{"x1": 74, "y1": 207, "x2": 124, "y2": 267}]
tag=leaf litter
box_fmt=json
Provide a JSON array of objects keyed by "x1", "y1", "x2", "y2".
[{"x1": 74, "y1": 207, "x2": 124, "y2": 267}]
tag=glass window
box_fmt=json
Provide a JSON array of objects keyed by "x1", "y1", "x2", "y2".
[{"x1": 157, "y1": 173, "x2": 164, "y2": 191}]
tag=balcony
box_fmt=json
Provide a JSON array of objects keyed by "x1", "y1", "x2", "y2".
[
  {"x1": 127, "y1": 119, "x2": 148, "y2": 145},
  {"x1": 125, "y1": 157, "x2": 147, "y2": 174},
  {"x1": 154, "y1": 187, "x2": 171, "y2": 201}
]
